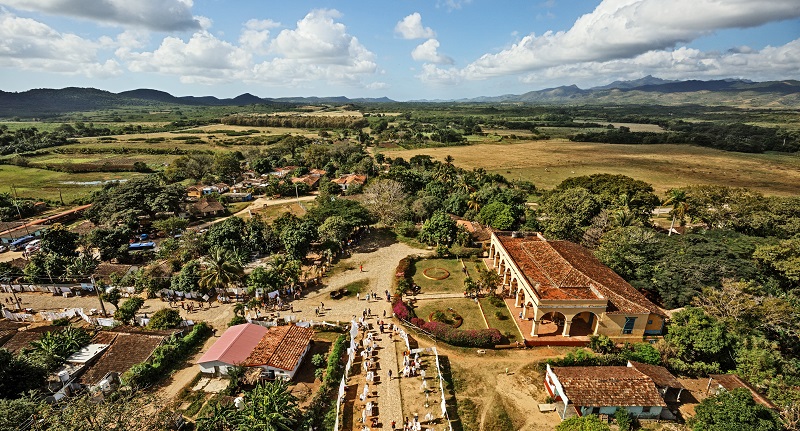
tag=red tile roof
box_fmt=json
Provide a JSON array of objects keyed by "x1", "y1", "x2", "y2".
[
  {"x1": 496, "y1": 233, "x2": 664, "y2": 316},
  {"x1": 553, "y1": 366, "x2": 667, "y2": 407},
  {"x1": 709, "y1": 374, "x2": 776, "y2": 409},
  {"x1": 79, "y1": 330, "x2": 168, "y2": 385},
  {"x1": 198, "y1": 323, "x2": 268, "y2": 366},
  {"x1": 628, "y1": 361, "x2": 683, "y2": 389},
  {"x1": 246, "y1": 325, "x2": 314, "y2": 371}
]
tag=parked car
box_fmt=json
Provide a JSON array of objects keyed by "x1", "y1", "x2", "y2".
[
  {"x1": 25, "y1": 239, "x2": 41, "y2": 253},
  {"x1": 0, "y1": 245, "x2": 8, "y2": 253}
]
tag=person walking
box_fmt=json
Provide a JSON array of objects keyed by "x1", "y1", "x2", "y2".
[{"x1": 388, "y1": 369, "x2": 393, "y2": 380}]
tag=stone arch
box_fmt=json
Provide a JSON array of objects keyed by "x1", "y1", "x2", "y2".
[
  {"x1": 537, "y1": 311, "x2": 567, "y2": 336},
  {"x1": 568, "y1": 311, "x2": 601, "y2": 337}
]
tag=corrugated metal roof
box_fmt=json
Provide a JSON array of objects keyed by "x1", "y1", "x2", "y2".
[{"x1": 197, "y1": 323, "x2": 268, "y2": 365}]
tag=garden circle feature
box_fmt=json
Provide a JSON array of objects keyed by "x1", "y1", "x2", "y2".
[
  {"x1": 422, "y1": 267, "x2": 450, "y2": 280},
  {"x1": 428, "y1": 308, "x2": 463, "y2": 328}
]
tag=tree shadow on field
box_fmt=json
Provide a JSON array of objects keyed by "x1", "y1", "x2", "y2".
[{"x1": 352, "y1": 228, "x2": 399, "y2": 253}]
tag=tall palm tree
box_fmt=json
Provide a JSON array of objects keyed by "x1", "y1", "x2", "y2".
[
  {"x1": 199, "y1": 248, "x2": 244, "y2": 294},
  {"x1": 663, "y1": 189, "x2": 689, "y2": 236}
]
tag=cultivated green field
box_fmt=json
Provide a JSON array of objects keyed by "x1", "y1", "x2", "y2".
[{"x1": 384, "y1": 139, "x2": 800, "y2": 196}]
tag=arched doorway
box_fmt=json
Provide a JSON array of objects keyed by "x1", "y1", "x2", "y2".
[
  {"x1": 538, "y1": 311, "x2": 567, "y2": 336},
  {"x1": 569, "y1": 311, "x2": 600, "y2": 337}
]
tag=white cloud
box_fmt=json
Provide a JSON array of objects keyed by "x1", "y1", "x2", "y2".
[
  {"x1": 395, "y1": 13, "x2": 436, "y2": 39},
  {"x1": 518, "y1": 39, "x2": 800, "y2": 87},
  {"x1": 239, "y1": 19, "x2": 279, "y2": 55},
  {"x1": 117, "y1": 9, "x2": 378, "y2": 88},
  {"x1": 416, "y1": 64, "x2": 462, "y2": 85},
  {"x1": 411, "y1": 39, "x2": 454, "y2": 65},
  {"x1": 0, "y1": 11, "x2": 121, "y2": 77},
  {"x1": 119, "y1": 31, "x2": 251, "y2": 84},
  {"x1": 437, "y1": 0, "x2": 472, "y2": 11},
  {"x1": 0, "y1": 0, "x2": 201, "y2": 31},
  {"x1": 460, "y1": 0, "x2": 800, "y2": 79}
]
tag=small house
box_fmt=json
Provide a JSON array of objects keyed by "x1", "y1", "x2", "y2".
[
  {"x1": 222, "y1": 192, "x2": 253, "y2": 202},
  {"x1": 332, "y1": 173, "x2": 367, "y2": 191},
  {"x1": 191, "y1": 198, "x2": 225, "y2": 218},
  {"x1": 545, "y1": 363, "x2": 669, "y2": 420},
  {"x1": 198, "y1": 323, "x2": 314, "y2": 381}
]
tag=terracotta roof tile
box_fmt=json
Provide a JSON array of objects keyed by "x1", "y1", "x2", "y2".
[
  {"x1": 496, "y1": 233, "x2": 665, "y2": 316},
  {"x1": 79, "y1": 330, "x2": 168, "y2": 384},
  {"x1": 628, "y1": 361, "x2": 683, "y2": 389},
  {"x1": 553, "y1": 366, "x2": 667, "y2": 407},
  {"x1": 1, "y1": 326, "x2": 67, "y2": 354},
  {"x1": 246, "y1": 325, "x2": 314, "y2": 371},
  {"x1": 709, "y1": 374, "x2": 776, "y2": 409}
]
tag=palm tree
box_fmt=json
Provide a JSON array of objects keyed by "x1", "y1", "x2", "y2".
[
  {"x1": 467, "y1": 192, "x2": 482, "y2": 213},
  {"x1": 663, "y1": 189, "x2": 689, "y2": 236},
  {"x1": 610, "y1": 209, "x2": 640, "y2": 228},
  {"x1": 199, "y1": 248, "x2": 244, "y2": 294},
  {"x1": 238, "y1": 380, "x2": 300, "y2": 431}
]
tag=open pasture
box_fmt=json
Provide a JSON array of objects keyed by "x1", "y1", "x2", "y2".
[
  {"x1": 0, "y1": 164, "x2": 141, "y2": 202},
  {"x1": 384, "y1": 138, "x2": 800, "y2": 196}
]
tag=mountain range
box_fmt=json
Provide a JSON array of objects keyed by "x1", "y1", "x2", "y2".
[{"x1": 1, "y1": 76, "x2": 798, "y2": 118}]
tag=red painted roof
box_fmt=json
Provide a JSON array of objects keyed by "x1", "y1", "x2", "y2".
[{"x1": 198, "y1": 323, "x2": 268, "y2": 365}]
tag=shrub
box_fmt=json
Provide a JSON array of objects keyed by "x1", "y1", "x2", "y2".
[
  {"x1": 589, "y1": 334, "x2": 615, "y2": 354},
  {"x1": 494, "y1": 310, "x2": 508, "y2": 320},
  {"x1": 311, "y1": 353, "x2": 326, "y2": 368},
  {"x1": 488, "y1": 294, "x2": 505, "y2": 308},
  {"x1": 229, "y1": 315, "x2": 246, "y2": 327},
  {"x1": 147, "y1": 308, "x2": 183, "y2": 330},
  {"x1": 392, "y1": 299, "x2": 414, "y2": 321},
  {"x1": 123, "y1": 322, "x2": 211, "y2": 388},
  {"x1": 615, "y1": 408, "x2": 633, "y2": 431},
  {"x1": 406, "y1": 311, "x2": 501, "y2": 348},
  {"x1": 394, "y1": 221, "x2": 417, "y2": 237}
]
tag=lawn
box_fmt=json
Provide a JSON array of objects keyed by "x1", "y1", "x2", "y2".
[
  {"x1": 0, "y1": 164, "x2": 142, "y2": 202},
  {"x1": 478, "y1": 297, "x2": 523, "y2": 343},
  {"x1": 412, "y1": 258, "x2": 484, "y2": 294},
  {"x1": 383, "y1": 139, "x2": 800, "y2": 196},
  {"x1": 412, "y1": 298, "x2": 486, "y2": 331}
]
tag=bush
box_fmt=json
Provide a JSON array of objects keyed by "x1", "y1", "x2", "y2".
[
  {"x1": 615, "y1": 408, "x2": 633, "y2": 431},
  {"x1": 494, "y1": 310, "x2": 508, "y2": 321},
  {"x1": 392, "y1": 299, "x2": 414, "y2": 321},
  {"x1": 311, "y1": 353, "x2": 326, "y2": 368},
  {"x1": 488, "y1": 294, "x2": 505, "y2": 308},
  {"x1": 147, "y1": 308, "x2": 183, "y2": 330},
  {"x1": 589, "y1": 334, "x2": 615, "y2": 354},
  {"x1": 406, "y1": 310, "x2": 501, "y2": 348},
  {"x1": 394, "y1": 221, "x2": 417, "y2": 237},
  {"x1": 123, "y1": 322, "x2": 211, "y2": 388},
  {"x1": 228, "y1": 315, "x2": 246, "y2": 327}
]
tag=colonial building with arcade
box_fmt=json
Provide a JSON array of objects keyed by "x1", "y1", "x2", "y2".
[{"x1": 487, "y1": 231, "x2": 666, "y2": 342}]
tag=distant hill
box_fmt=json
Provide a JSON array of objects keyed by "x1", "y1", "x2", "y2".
[
  {"x1": 1, "y1": 77, "x2": 799, "y2": 118},
  {"x1": 454, "y1": 78, "x2": 800, "y2": 106},
  {"x1": 0, "y1": 88, "x2": 396, "y2": 118}
]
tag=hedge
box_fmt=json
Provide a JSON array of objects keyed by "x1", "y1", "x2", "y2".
[
  {"x1": 301, "y1": 333, "x2": 348, "y2": 431},
  {"x1": 123, "y1": 322, "x2": 212, "y2": 388},
  {"x1": 408, "y1": 317, "x2": 502, "y2": 348}
]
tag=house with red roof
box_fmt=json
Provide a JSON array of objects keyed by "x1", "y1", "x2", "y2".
[
  {"x1": 197, "y1": 323, "x2": 314, "y2": 381},
  {"x1": 545, "y1": 361, "x2": 675, "y2": 420},
  {"x1": 488, "y1": 231, "x2": 666, "y2": 342}
]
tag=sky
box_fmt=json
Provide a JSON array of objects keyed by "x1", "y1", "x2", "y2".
[{"x1": 0, "y1": 0, "x2": 798, "y2": 101}]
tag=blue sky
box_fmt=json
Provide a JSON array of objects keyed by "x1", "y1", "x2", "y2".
[{"x1": 0, "y1": 0, "x2": 798, "y2": 100}]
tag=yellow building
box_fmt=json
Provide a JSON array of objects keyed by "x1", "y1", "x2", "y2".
[{"x1": 488, "y1": 231, "x2": 665, "y2": 342}]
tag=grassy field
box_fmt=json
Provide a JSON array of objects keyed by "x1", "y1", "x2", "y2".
[
  {"x1": 412, "y1": 298, "x2": 486, "y2": 331},
  {"x1": 383, "y1": 139, "x2": 800, "y2": 196},
  {"x1": 412, "y1": 258, "x2": 483, "y2": 294},
  {"x1": 479, "y1": 297, "x2": 524, "y2": 343},
  {"x1": 0, "y1": 165, "x2": 141, "y2": 201}
]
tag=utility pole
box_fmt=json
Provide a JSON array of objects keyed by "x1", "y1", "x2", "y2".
[
  {"x1": 11, "y1": 185, "x2": 31, "y2": 237},
  {"x1": 91, "y1": 276, "x2": 108, "y2": 317}
]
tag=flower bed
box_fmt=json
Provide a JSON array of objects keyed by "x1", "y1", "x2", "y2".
[{"x1": 410, "y1": 317, "x2": 501, "y2": 348}]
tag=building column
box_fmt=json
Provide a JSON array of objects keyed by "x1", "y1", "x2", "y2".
[
  {"x1": 562, "y1": 319, "x2": 572, "y2": 337},
  {"x1": 530, "y1": 308, "x2": 540, "y2": 337},
  {"x1": 492, "y1": 252, "x2": 498, "y2": 268},
  {"x1": 502, "y1": 269, "x2": 509, "y2": 286},
  {"x1": 514, "y1": 287, "x2": 522, "y2": 307}
]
